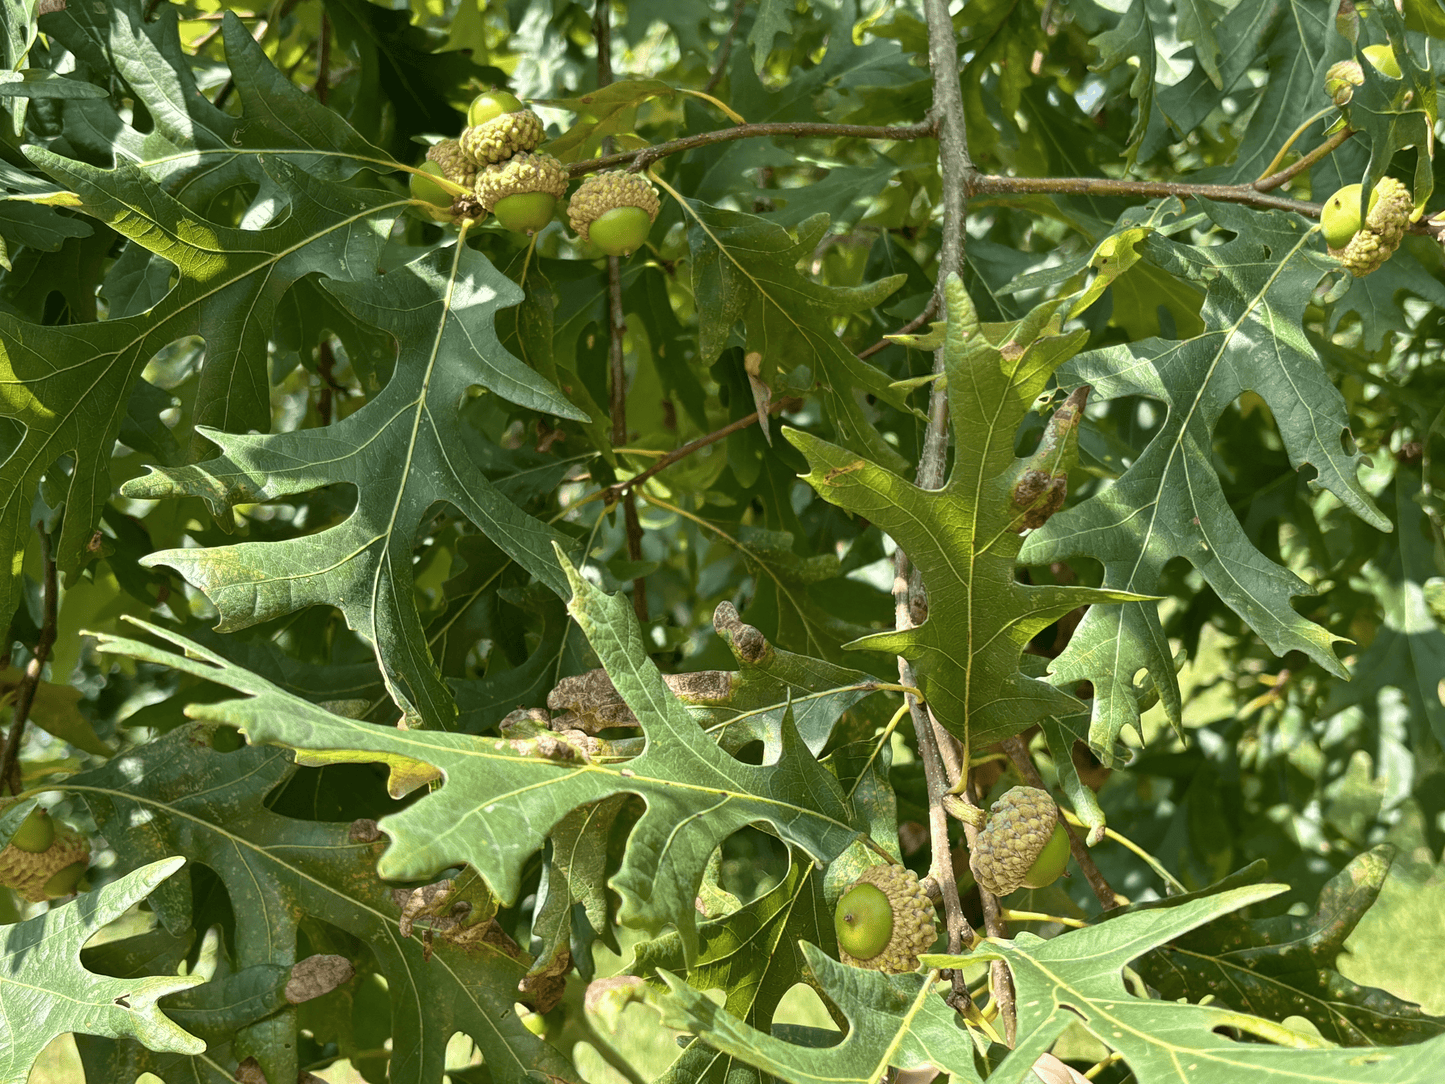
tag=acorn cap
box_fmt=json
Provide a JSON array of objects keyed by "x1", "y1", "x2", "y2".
[
  {"x1": 836, "y1": 864, "x2": 936, "y2": 974},
  {"x1": 567, "y1": 171, "x2": 661, "y2": 243},
  {"x1": 459, "y1": 110, "x2": 546, "y2": 166},
  {"x1": 969, "y1": 785, "x2": 1060, "y2": 897},
  {"x1": 473, "y1": 153, "x2": 568, "y2": 213},
  {"x1": 0, "y1": 820, "x2": 90, "y2": 902},
  {"x1": 1332, "y1": 176, "x2": 1412, "y2": 277},
  {"x1": 426, "y1": 139, "x2": 477, "y2": 188}
]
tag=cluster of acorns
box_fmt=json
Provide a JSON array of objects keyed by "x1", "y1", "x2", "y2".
[
  {"x1": 0, "y1": 800, "x2": 90, "y2": 903},
  {"x1": 1317, "y1": 43, "x2": 1416, "y2": 277},
  {"x1": 409, "y1": 89, "x2": 661, "y2": 257},
  {"x1": 830, "y1": 785, "x2": 1070, "y2": 975}
]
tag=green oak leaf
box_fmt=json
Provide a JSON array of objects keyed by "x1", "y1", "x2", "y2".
[
  {"x1": 1321, "y1": 468, "x2": 1445, "y2": 748},
  {"x1": 125, "y1": 240, "x2": 584, "y2": 729},
  {"x1": 684, "y1": 202, "x2": 911, "y2": 473},
  {"x1": 65, "y1": 722, "x2": 574, "y2": 1084},
  {"x1": 649, "y1": 944, "x2": 983, "y2": 1084},
  {"x1": 931, "y1": 885, "x2": 1445, "y2": 1084},
  {"x1": 1022, "y1": 202, "x2": 1391, "y2": 760},
  {"x1": 0, "y1": 153, "x2": 397, "y2": 639},
  {"x1": 789, "y1": 274, "x2": 1149, "y2": 746},
  {"x1": 91, "y1": 556, "x2": 863, "y2": 959},
  {"x1": 1089, "y1": 0, "x2": 1160, "y2": 170},
  {"x1": 1334, "y1": 6, "x2": 1437, "y2": 210},
  {"x1": 0, "y1": 857, "x2": 204, "y2": 1084},
  {"x1": 1130, "y1": 846, "x2": 1445, "y2": 1046}
]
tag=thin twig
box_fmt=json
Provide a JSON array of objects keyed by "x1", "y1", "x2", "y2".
[
  {"x1": 593, "y1": 0, "x2": 647, "y2": 624},
  {"x1": 566, "y1": 119, "x2": 938, "y2": 177},
  {"x1": 967, "y1": 173, "x2": 1320, "y2": 219},
  {"x1": 1000, "y1": 735, "x2": 1119, "y2": 911},
  {"x1": 900, "y1": 663, "x2": 975, "y2": 1012},
  {"x1": 856, "y1": 293, "x2": 940, "y2": 360},
  {"x1": 1, "y1": 527, "x2": 57, "y2": 796},
  {"x1": 315, "y1": 11, "x2": 331, "y2": 104},
  {"x1": 603, "y1": 397, "x2": 796, "y2": 502},
  {"x1": 702, "y1": 0, "x2": 747, "y2": 96},
  {"x1": 1253, "y1": 127, "x2": 1354, "y2": 193}
]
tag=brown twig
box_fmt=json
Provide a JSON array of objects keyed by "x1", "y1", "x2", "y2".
[
  {"x1": 315, "y1": 11, "x2": 331, "y2": 104},
  {"x1": 857, "y1": 293, "x2": 940, "y2": 361},
  {"x1": 900, "y1": 665, "x2": 975, "y2": 1011},
  {"x1": 1253, "y1": 128, "x2": 1354, "y2": 193},
  {"x1": 565, "y1": 120, "x2": 939, "y2": 178},
  {"x1": 603, "y1": 397, "x2": 796, "y2": 503},
  {"x1": 1000, "y1": 734, "x2": 1119, "y2": 911},
  {"x1": 1, "y1": 527, "x2": 57, "y2": 796},
  {"x1": 593, "y1": 0, "x2": 648, "y2": 625},
  {"x1": 967, "y1": 173, "x2": 1319, "y2": 219},
  {"x1": 702, "y1": 0, "x2": 747, "y2": 96}
]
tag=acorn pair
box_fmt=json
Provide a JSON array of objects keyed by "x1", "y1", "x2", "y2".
[
  {"x1": 831, "y1": 786, "x2": 1070, "y2": 975},
  {"x1": 410, "y1": 89, "x2": 660, "y2": 255}
]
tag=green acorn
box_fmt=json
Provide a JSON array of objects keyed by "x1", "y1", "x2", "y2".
[
  {"x1": 467, "y1": 88, "x2": 525, "y2": 128},
  {"x1": 969, "y1": 786, "x2": 1069, "y2": 897},
  {"x1": 833, "y1": 863, "x2": 936, "y2": 974},
  {"x1": 1328, "y1": 176, "x2": 1412, "y2": 277},
  {"x1": 567, "y1": 171, "x2": 661, "y2": 256},
  {"x1": 6, "y1": 805, "x2": 55, "y2": 853},
  {"x1": 474, "y1": 153, "x2": 568, "y2": 234},
  {"x1": 426, "y1": 139, "x2": 478, "y2": 189},
  {"x1": 459, "y1": 109, "x2": 546, "y2": 166},
  {"x1": 0, "y1": 804, "x2": 91, "y2": 903}
]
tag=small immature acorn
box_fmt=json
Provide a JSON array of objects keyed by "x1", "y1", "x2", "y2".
[
  {"x1": 567, "y1": 171, "x2": 662, "y2": 256},
  {"x1": 410, "y1": 162, "x2": 459, "y2": 221},
  {"x1": 969, "y1": 785, "x2": 1069, "y2": 897},
  {"x1": 426, "y1": 139, "x2": 477, "y2": 189},
  {"x1": 474, "y1": 152, "x2": 568, "y2": 234},
  {"x1": 1325, "y1": 44, "x2": 1402, "y2": 106},
  {"x1": 7, "y1": 805, "x2": 55, "y2": 853},
  {"x1": 833, "y1": 863, "x2": 936, "y2": 974},
  {"x1": 459, "y1": 109, "x2": 546, "y2": 166},
  {"x1": 1326, "y1": 176, "x2": 1413, "y2": 277},
  {"x1": 0, "y1": 808, "x2": 90, "y2": 903}
]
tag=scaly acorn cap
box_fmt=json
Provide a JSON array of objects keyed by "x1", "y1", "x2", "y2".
[
  {"x1": 969, "y1": 785, "x2": 1060, "y2": 897},
  {"x1": 459, "y1": 110, "x2": 545, "y2": 166},
  {"x1": 0, "y1": 819, "x2": 90, "y2": 902},
  {"x1": 1332, "y1": 176, "x2": 1412, "y2": 277},
  {"x1": 567, "y1": 171, "x2": 661, "y2": 243},
  {"x1": 835, "y1": 863, "x2": 936, "y2": 974},
  {"x1": 426, "y1": 139, "x2": 477, "y2": 188},
  {"x1": 473, "y1": 153, "x2": 568, "y2": 213}
]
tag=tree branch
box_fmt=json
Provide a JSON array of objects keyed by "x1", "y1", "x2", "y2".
[
  {"x1": 565, "y1": 120, "x2": 939, "y2": 178},
  {"x1": 1, "y1": 526, "x2": 57, "y2": 796},
  {"x1": 1253, "y1": 127, "x2": 1353, "y2": 193},
  {"x1": 968, "y1": 173, "x2": 1320, "y2": 219},
  {"x1": 1000, "y1": 734, "x2": 1119, "y2": 911},
  {"x1": 702, "y1": 0, "x2": 747, "y2": 96},
  {"x1": 593, "y1": 0, "x2": 648, "y2": 625},
  {"x1": 604, "y1": 397, "x2": 797, "y2": 503}
]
